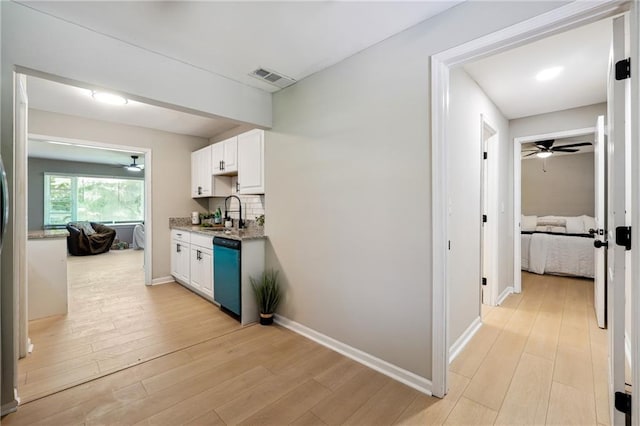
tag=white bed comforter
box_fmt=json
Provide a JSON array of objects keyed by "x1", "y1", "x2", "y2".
[{"x1": 522, "y1": 233, "x2": 594, "y2": 278}]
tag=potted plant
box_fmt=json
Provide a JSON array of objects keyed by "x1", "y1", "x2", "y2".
[{"x1": 250, "y1": 269, "x2": 281, "y2": 325}]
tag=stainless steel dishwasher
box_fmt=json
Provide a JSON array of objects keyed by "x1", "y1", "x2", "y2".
[{"x1": 213, "y1": 236, "x2": 241, "y2": 318}]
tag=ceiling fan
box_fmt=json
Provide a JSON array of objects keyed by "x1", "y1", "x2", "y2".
[
  {"x1": 124, "y1": 155, "x2": 144, "y2": 172},
  {"x1": 522, "y1": 139, "x2": 592, "y2": 158}
]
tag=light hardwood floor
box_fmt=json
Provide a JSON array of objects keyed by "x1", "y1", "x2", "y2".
[
  {"x1": 5, "y1": 271, "x2": 607, "y2": 425},
  {"x1": 18, "y1": 249, "x2": 242, "y2": 402}
]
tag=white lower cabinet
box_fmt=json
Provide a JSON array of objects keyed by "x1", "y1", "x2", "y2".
[
  {"x1": 171, "y1": 230, "x2": 214, "y2": 300},
  {"x1": 190, "y1": 234, "x2": 214, "y2": 298},
  {"x1": 170, "y1": 231, "x2": 190, "y2": 284}
]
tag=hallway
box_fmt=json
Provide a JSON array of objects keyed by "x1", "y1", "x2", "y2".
[{"x1": 447, "y1": 272, "x2": 608, "y2": 425}]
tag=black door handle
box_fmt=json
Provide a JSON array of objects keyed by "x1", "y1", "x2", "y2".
[{"x1": 594, "y1": 240, "x2": 608, "y2": 248}]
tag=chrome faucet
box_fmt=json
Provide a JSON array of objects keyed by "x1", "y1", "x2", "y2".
[{"x1": 224, "y1": 195, "x2": 244, "y2": 229}]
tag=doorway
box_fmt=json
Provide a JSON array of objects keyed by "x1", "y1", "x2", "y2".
[
  {"x1": 513, "y1": 126, "x2": 597, "y2": 294},
  {"x1": 431, "y1": 4, "x2": 636, "y2": 425}
]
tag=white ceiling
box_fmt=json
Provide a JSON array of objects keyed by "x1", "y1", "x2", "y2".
[
  {"x1": 29, "y1": 138, "x2": 145, "y2": 168},
  {"x1": 22, "y1": 1, "x2": 463, "y2": 143},
  {"x1": 463, "y1": 18, "x2": 612, "y2": 119},
  {"x1": 21, "y1": 1, "x2": 462, "y2": 93},
  {"x1": 27, "y1": 75, "x2": 241, "y2": 139}
]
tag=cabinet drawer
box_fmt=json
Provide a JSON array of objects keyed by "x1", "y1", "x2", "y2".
[
  {"x1": 171, "y1": 229, "x2": 191, "y2": 243},
  {"x1": 191, "y1": 233, "x2": 214, "y2": 249}
]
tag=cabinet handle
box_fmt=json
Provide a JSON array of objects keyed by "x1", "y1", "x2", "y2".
[
  {"x1": 219, "y1": 161, "x2": 223, "y2": 170},
  {"x1": 221, "y1": 160, "x2": 225, "y2": 171},
  {"x1": 236, "y1": 181, "x2": 240, "y2": 192},
  {"x1": 176, "y1": 243, "x2": 181, "y2": 253},
  {"x1": 196, "y1": 250, "x2": 201, "y2": 260},
  {"x1": 198, "y1": 186, "x2": 202, "y2": 195}
]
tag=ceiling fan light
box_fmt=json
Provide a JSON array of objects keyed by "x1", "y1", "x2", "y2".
[
  {"x1": 91, "y1": 91, "x2": 128, "y2": 105},
  {"x1": 126, "y1": 165, "x2": 142, "y2": 172},
  {"x1": 536, "y1": 151, "x2": 553, "y2": 159}
]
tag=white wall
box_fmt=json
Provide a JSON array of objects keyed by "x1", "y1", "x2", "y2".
[
  {"x1": 447, "y1": 68, "x2": 509, "y2": 345},
  {"x1": 510, "y1": 103, "x2": 606, "y2": 140},
  {"x1": 28, "y1": 109, "x2": 209, "y2": 280},
  {"x1": 522, "y1": 152, "x2": 595, "y2": 217},
  {"x1": 266, "y1": 1, "x2": 565, "y2": 381}
]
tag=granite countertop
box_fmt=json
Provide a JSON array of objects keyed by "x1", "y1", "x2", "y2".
[
  {"x1": 172, "y1": 225, "x2": 266, "y2": 241},
  {"x1": 28, "y1": 229, "x2": 69, "y2": 240}
]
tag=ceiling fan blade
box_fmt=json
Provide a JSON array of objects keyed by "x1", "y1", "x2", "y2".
[
  {"x1": 554, "y1": 142, "x2": 592, "y2": 148},
  {"x1": 551, "y1": 148, "x2": 579, "y2": 153},
  {"x1": 523, "y1": 152, "x2": 539, "y2": 157},
  {"x1": 521, "y1": 149, "x2": 538, "y2": 152},
  {"x1": 535, "y1": 140, "x2": 554, "y2": 149}
]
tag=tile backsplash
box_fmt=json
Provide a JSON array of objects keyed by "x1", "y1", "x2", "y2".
[{"x1": 208, "y1": 176, "x2": 265, "y2": 222}]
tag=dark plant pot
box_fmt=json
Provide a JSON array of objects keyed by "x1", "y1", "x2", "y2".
[{"x1": 259, "y1": 313, "x2": 274, "y2": 326}]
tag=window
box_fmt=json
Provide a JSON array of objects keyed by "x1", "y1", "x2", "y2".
[{"x1": 44, "y1": 174, "x2": 144, "y2": 226}]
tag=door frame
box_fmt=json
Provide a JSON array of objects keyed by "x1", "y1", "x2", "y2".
[
  {"x1": 430, "y1": 0, "x2": 629, "y2": 399},
  {"x1": 512, "y1": 126, "x2": 596, "y2": 294},
  {"x1": 27, "y1": 133, "x2": 153, "y2": 287}
]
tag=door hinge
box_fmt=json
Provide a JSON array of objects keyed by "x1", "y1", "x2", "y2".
[
  {"x1": 483, "y1": 152, "x2": 487, "y2": 160},
  {"x1": 482, "y1": 277, "x2": 487, "y2": 286},
  {"x1": 614, "y1": 391, "x2": 631, "y2": 416},
  {"x1": 482, "y1": 214, "x2": 487, "y2": 223},
  {"x1": 616, "y1": 226, "x2": 631, "y2": 250},
  {"x1": 616, "y1": 58, "x2": 631, "y2": 80}
]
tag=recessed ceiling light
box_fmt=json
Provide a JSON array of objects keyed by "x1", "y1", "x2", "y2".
[
  {"x1": 536, "y1": 151, "x2": 553, "y2": 159},
  {"x1": 91, "y1": 90, "x2": 128, "y2": 105},
  {"x1": 536, "y1": 66, "x2": 564, "y2": 82}
]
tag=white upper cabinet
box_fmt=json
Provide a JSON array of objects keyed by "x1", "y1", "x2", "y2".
[
  {"x1": 212, "y1": 136, "x2": 238, "y2": 175},
  {"x1": 223, "y1": 137, "x2": 238, "y2": 173},
  {"x1": 191, "y1": 145, "x2": 212, "y2": 198},
  {"x1": 237, "y1": 129, "x2": 265, "y2": 195}
]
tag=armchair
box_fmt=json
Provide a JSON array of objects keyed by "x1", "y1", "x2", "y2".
[{"x1": 66, "y1": 222, "x2": 117, "y2": 256}]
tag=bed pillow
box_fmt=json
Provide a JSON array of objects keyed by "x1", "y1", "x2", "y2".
[
  {"x1": 537, "y1": 216, "x2": 567, "y2": 227},
  {"x1": 581, "y1": 215, "x2": 597, "y2": 234},
  {"x1": 536, "y1": 225, "x2": 566, "y2": 233},
  {"x1": 521, "y1": 215, "x2": 537, "y2": 232},
  {"x1": 565, "y1": 216, "x2": 585, "y2": 234}
]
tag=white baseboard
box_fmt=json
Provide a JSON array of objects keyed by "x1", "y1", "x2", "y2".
[
  {"x1": 449, "y1": 316, "x2": 482, "y2": 363},
  {"x1": 151, "y1": 276, "x2": 174, "y2": 286},
  {"x1": 274, "y1": 315, "x2": 432, "y2": 396},
  {"x1": 497, "y1": 286, "x2": 514, "y2": 306},
  {"x1": 625, "y1": 332, "x2": 631, "y2": 370}
]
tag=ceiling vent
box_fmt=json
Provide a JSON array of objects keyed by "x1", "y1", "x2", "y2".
[{"x1": 249, "y1": 67, "x2": 296, "y2": 89}]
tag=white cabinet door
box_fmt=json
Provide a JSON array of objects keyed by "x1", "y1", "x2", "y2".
[
  {"x1": 190, "y1": 246, "x2": 213, "y2": 297},
  {"x1": 190, "y1": 151, "x2": 200, "y2": 198},
  {"x1": 223, "y1": 137, "x2": 238, "y2": 174},
  {"x1": 191, "y1": 146, "x2": 212, "y2": 198},
  {"x1": 212, "y1": 137, "x2": 238, "y2": 175},
  {"x1": 171, "y1": 240, "x2": 190, "y2": 283},
  {"x1": 211, "y1": 142, "x2": 224, "y2": 175},
  {"x1": 189, "y1": 246, "x2": 203, "y2": 291},
  {"x1": 238, "y1": 129, "x2": 264, "y2": 194}
]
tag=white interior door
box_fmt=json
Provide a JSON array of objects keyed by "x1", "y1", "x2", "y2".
[
  {"x1": 593, "y1": 115, "x2": 606, "y2": 329},
  {"x1": 607, "y1": 14, "x2": 630, "y2": 425},
  {"x1": 481, "y1": 133, "x2": 489, "y2": 305}
]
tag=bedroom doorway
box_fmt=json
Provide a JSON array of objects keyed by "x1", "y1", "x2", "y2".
[{"x1": 432, "y1": 5, "x2": 636, "y2": 421}]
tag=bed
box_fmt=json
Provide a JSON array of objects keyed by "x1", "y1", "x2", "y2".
[{"x1": 521, "y1": 215, "x2": 595, "y2": 279}]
